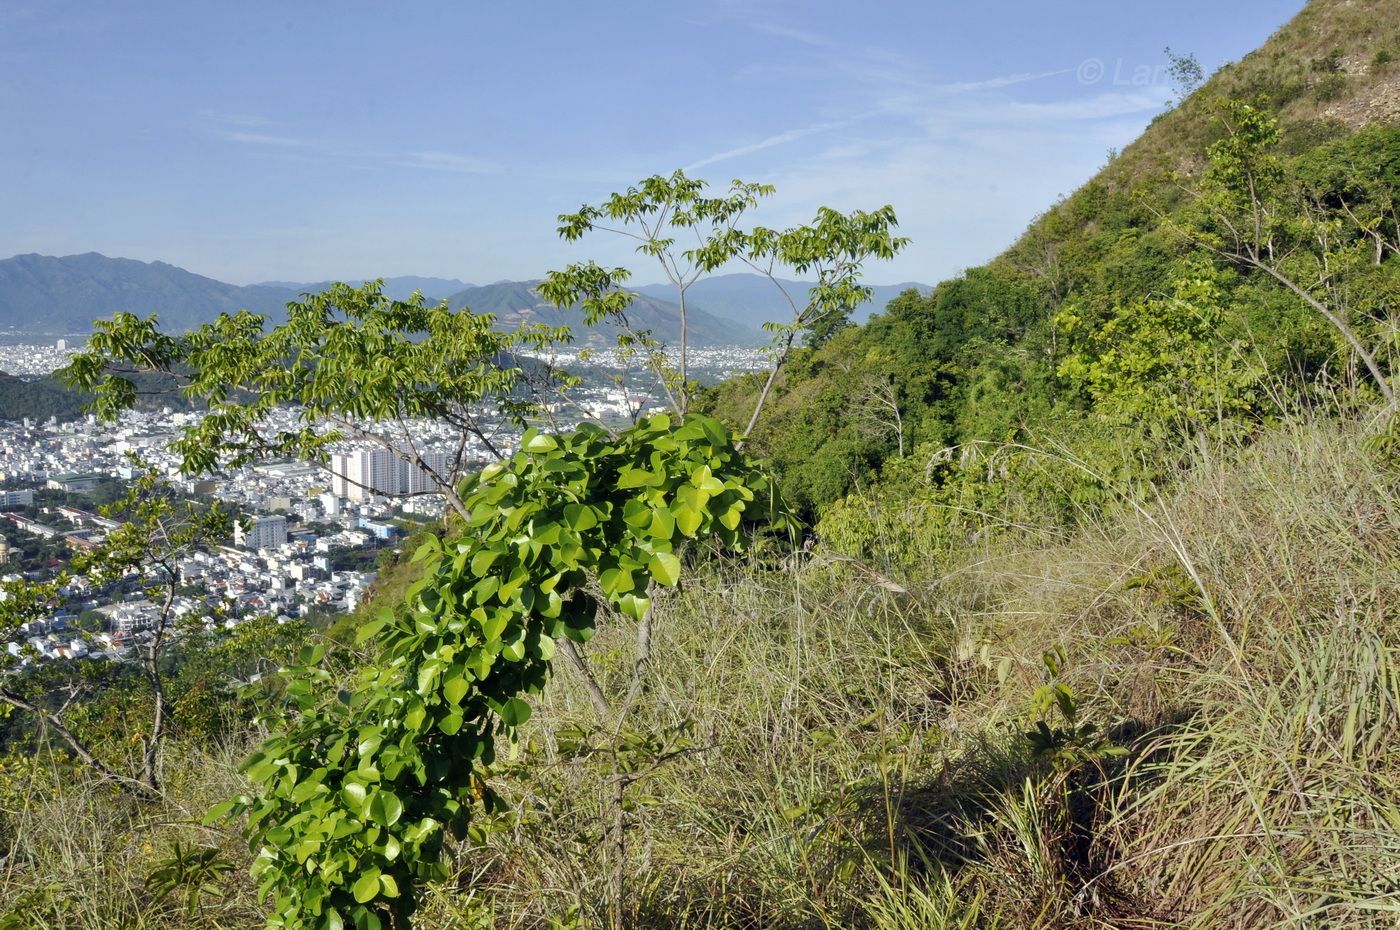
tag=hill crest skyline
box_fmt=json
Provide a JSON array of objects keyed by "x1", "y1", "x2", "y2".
[{"x1": 0, "y1": 251, "x2": 928, "y2": 337}]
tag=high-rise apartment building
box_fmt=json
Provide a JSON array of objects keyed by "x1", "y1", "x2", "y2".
[
  {"x1": 330, "y1": 449, "x2": 450, "y2": 500},
  {"x1": 234, "y1": 514, "x2": 288, "y2": 550}
]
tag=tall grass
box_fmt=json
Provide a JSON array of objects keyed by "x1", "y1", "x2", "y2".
[{"x1": 3, "y1": 411, "x2": 1398, "y2": 928}]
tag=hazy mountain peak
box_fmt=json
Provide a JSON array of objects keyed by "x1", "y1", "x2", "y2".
[{"x1": 633, "y1": 274, "x2": 931, "y2": 327}]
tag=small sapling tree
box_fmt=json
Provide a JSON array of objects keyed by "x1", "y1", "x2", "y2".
[
  {"x1": 0, "y1": 469, "x2": 230, "y2": 797},
  {"x1": 540, "y1": 169, "x2": 910, "y2": 436},
  {"x1": 537, "y1": 172, "x2": 907, "y2": 920}
]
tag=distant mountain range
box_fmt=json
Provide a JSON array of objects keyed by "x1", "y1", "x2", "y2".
[
  {"x1": 0, "y1": 253, "x2": 926, "y2": 346},
  {"x1": 441, "y1": 280, "x2": 753, "y2": 347},
  {"x1": 0, "y1": 253, "x2": 295, "y2": 333}
]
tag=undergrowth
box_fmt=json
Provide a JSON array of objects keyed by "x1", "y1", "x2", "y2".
[{"x1": 2, "y1": 412, "x2": 1398, "y2": 928}]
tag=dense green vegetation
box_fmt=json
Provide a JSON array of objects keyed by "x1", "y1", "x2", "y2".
[
  {"x1": 0, "y1": 372, "x2": 92, "y2": 421},
  {"x1": 0, "y1": 369, "x2": 201, "y2": 422},
  {"x1": 708, "y1": 111, "x2": 1400, "y2": 520},
  {"x1": 3, "y1": 2, "x2": 1400, "y2": 928}
]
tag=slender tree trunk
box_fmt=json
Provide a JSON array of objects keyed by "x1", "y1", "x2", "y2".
[
  {"x1": 608, "y1": 769, "x2": 628, "y2": 930},
  {"x1": 741, "y1": 332, "x2": 798, "y2": 446},
  {"x1": 559, "y1": 638, "x2": 612, "y2": 720},
  {"x1": 138, "y1": 576, "x2": 179, "y2": 793},
  {"x1": 677, "y1": 289, "x2": 689, "y2": 415},
  {"x1": 1251, "y1": 259, "x2": 1395, "y2": 405},
  {"x1": 0, "y1": 689, "x2": 155, "y2": 799}
]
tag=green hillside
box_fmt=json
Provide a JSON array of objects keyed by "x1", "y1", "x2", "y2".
[
  {"x1": 0, "y1": 372, "x2": 90, "y2": 421},
  {"x1": 707, "y1": 0, "x2": 1400, "y2": 517},
  {"x1": 5, "y1": 3, "x2": 1400, "y2": 929},
  {"x1": 0, "y1": 370, "x2": 199, "y2": 422}
]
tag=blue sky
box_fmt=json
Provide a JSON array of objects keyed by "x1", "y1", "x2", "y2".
[{"x1": 1, "y1": 0, "x2": 1306, "y2": 286}]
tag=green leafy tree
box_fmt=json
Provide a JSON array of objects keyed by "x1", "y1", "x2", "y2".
[
  {"x1": 1056, "y1": 269, "x2": 1265, "y2": 438},
  {"x1": 63, "y1": 282, "x2": 572, "y2": 522},
  {"x1": 0, "y1": 470, "x2": 230, "y2": 796},
  {"x1": 1171, "y1": 99, "x2": 1397, "y2": 405},
  {"x1": 213, "y1": 414, "x2": 788, "y2": 930},
  {"x1": 539, "y1": 170, "x2": 909, "y2": 435}
]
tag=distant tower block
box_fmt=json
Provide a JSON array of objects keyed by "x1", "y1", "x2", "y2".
[{"x1": 330, "y1": 449, "x2": 450, "y2": 499}]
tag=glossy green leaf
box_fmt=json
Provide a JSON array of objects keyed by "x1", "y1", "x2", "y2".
[
  {"x1": 352, "y1": 869, "x2": 381, "y2": 904},
  {"x1": 647, "y1": 552, "x2": 681, "y2": 587},
  {"x1": 498, "y1": 697, "x2": 532, "y2": 727}
]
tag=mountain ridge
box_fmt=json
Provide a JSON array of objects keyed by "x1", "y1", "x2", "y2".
[
  {"x1": 0, "y1": 250, "x2": 916, "y2": 345},
  {"x1": 0, "y1": 252, "x2": 296, "y2": 334},
  {"x1": 633, "y1": 274, "x2": 931, "y2": 327},
  {"x1": 444, "y1": 280, "x2": 761, "y2": 347},
  {"x1": 254, "y1": 276, "x2": 474, "y2": 301}
]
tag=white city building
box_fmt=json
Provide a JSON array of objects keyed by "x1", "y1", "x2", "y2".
[
  {"x1": 330, "y1": 449, "x2": 450, "y2": 500},
  {"x1": 234, "y1": 514, "x2": 289, "y2": 550}
]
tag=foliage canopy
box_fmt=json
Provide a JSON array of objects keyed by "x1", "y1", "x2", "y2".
[{"x1": 212, "y1": 414, "x2": 788, "y2": 929}]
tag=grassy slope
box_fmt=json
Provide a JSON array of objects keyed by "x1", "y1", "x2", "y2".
[
  {"x1": 4, "y1": 3, "x2": 1400, "y2": 928},
  {"x1": 5, "y1": 412, "x2": 1396, "y2": 929},
  {"x1": 469, "y1": 412, "x2": 1400, "y2": 929}
]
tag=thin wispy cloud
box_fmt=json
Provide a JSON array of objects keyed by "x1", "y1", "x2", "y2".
[
  {"x1": 200, "y1": 110, "x2": 277, "y2": 128},
  {"x1": 936, "y1": 69, "x2": 1076, "y2": 93},
  {"x1": 198, "y1": 112, "x2": 499, "y2": 174},
  {"x1": 838, "y1": 59, "x2": 1073, "y2": 96},
  {"x1": 993, "y1": 87, "x2": 1172, "y2": 121},
  {"x1": 686, "y1": 119, "x2": 850, "y2": 171},
  {"x1": 749, "y1": 21, "x2": 839, "y2": 49},
  {"x1": 388, "y1": 151, "x2": 501, "y2": 174},
  {"x1": 216, "y1": 130, "x2": 311, "y2": 147},
  {"x1": 200, "y1": 111, "x2": 311, "y2": 147}
]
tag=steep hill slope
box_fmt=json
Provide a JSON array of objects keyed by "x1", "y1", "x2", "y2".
[
  {"x1": 708, "y1": 0, "x2": 1400, "y2": 517},
  {"x1": 996, "y1": 0, "x2": 1400, "y2": 283}
]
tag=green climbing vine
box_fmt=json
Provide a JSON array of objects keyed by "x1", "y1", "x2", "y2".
[{"x1": 210, "y1": 413, "x2": 789, "y2": 930}]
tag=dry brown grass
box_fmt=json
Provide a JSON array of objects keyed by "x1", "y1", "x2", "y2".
[{"x1": 3, "y1": 413, "x2": 1398, "y2": 929}]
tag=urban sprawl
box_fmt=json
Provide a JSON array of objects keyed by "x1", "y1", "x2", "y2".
[{"x1": 0, "y1": 340, "x2": 765, "y2": 669}]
